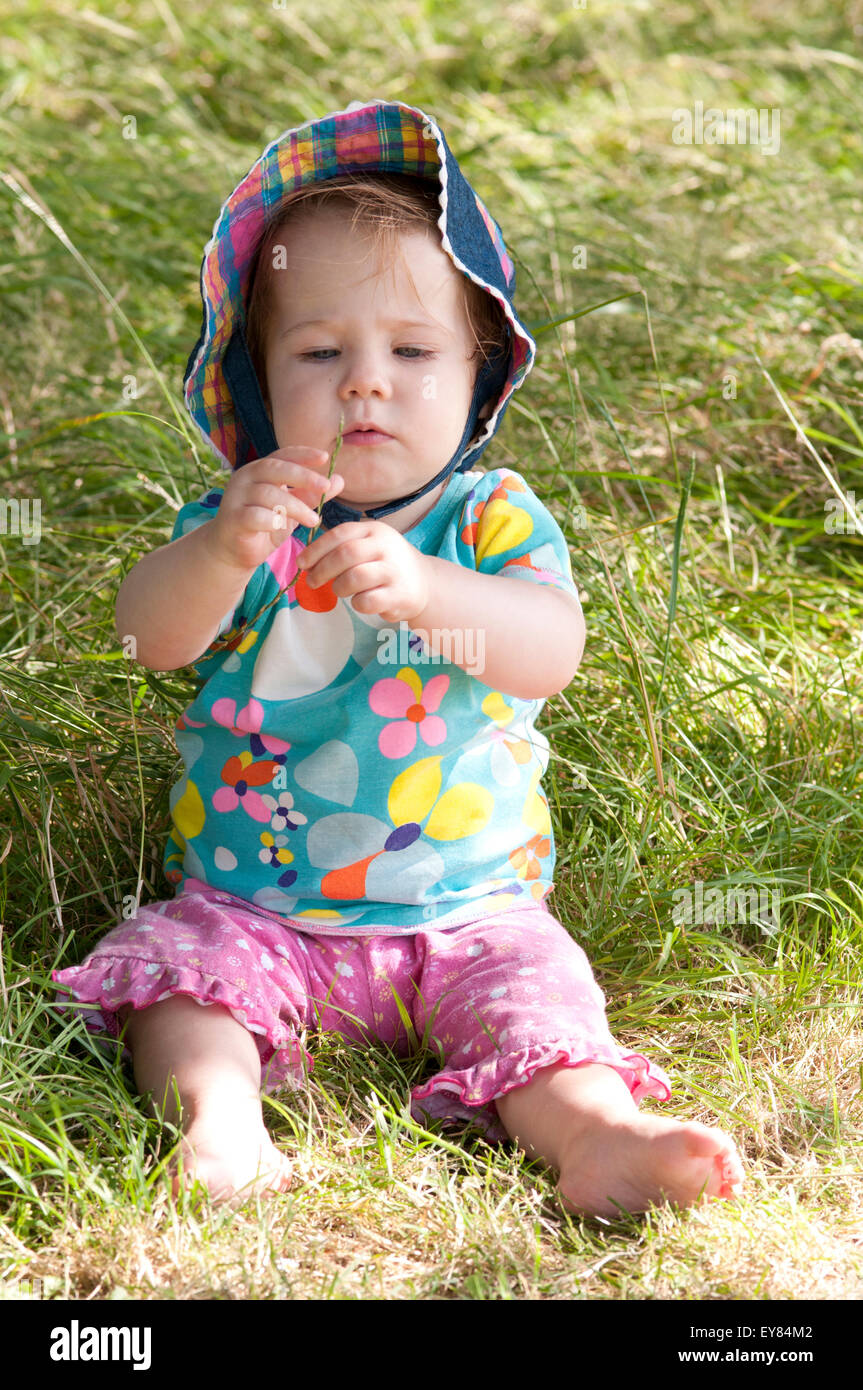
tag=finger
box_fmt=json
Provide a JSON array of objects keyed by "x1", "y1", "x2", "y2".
[
  {"x1": 269, "y1": 502, "x2": 319, "y2": 534},
  {"x1": 329, "y1": 562, "x2": 391, "y2": 599},
  {"x1": 247, "y1": 480, "x2": 320, "y2": 512},
  {"x1": 270, "y1": 461, "x2": 337, "y2": 494},
  {"x1": 315, "y1": 471, "x2": 346, "y2": 503},
  {"x1": 302, "y1": 535, "x2": 381, "y2": 588},
  {"x1": 244, "y1": 454, "x2": 335, "y2": 495},
  {"x1": 297, "y1": 522, "x2": 373, "y2": 570},
  {"x1": 349, "y1": 586, "x2": 401, "y2": 616},
  {"x1": 252, "y1": 478, "x2": 343, "y2": 515},
  {"x1": 268, "y1": 446, "x2": 330, "y2": 464},
  {"x1": 290, "y1": 477, "x2": 348, "y2": 525},
  {"x1": 237, "y1": 477, "x2": 341, "y2": 535},
  {"x1": 238, "y1": 499, "x2": 321, "y2": 534}
]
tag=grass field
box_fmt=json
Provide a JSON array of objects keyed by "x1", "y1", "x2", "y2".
[{"x1": 1, "y1": 0, "x2": 862, "y2": 1302}]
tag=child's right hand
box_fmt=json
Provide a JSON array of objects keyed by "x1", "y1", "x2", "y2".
[{"x1": 203, "y1": 448, "x2": 345, "y2": 573}]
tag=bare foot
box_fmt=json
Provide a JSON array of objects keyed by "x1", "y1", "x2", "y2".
[
  {"x1": 119, "y1": 996, "x2": 293, "y2": 1205},
  {"x1": 171, "y1": 1108, "x2": 293, "y2": 1204},
  {"x1": 558, "y1": 1112, "x2": 744, "y2": 1219},
  {"x1": 495, "y1": 1061, "x2": 744, "y2": 1221}
]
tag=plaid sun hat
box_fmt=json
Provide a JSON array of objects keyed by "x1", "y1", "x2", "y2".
[{"x1": 183, "y1": 99, "x2": 537, "y2": 517}]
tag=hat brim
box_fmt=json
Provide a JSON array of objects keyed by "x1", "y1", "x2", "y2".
[{"x1": 183, "y1": 99, "x2": 535, "y2": 470}]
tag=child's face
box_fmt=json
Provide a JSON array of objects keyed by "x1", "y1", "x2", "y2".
[{"x1": 262, "y1": 207, "x2": 482, "y2": 528}]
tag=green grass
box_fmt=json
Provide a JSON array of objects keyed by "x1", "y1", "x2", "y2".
[{"x1": 1, "y1": 0, "x2": 862, "y2": 1299}]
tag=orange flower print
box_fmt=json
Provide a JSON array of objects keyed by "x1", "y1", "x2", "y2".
[
  {"x1": 214, "y1": 750, "x2": 286, "y2": 821},
  {"x1": 509, "y1": 833, "x2": 551, "y2": 882}
]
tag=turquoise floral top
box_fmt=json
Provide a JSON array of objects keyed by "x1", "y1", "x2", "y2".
[{"x1": 162, "y1": 467, "x2": 580, "y2": 934}]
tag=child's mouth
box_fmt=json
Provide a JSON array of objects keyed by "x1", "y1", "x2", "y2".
[{"x1": 342, "y1": 429, "x2": 393, "y2": 446}]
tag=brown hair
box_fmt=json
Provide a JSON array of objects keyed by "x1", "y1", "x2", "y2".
[{"x1": 244, "y1": 171, "x2": 509, "y2": 408}]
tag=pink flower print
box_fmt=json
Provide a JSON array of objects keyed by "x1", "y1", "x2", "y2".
[
  {"x1": 261, "y1": 790, "x2": 308, "y2": 834},
  {"x1": 369, "y1": 667, "x2": 449, "y2": 758},
  {"x1": 211, "y1": 697, "x2": 290, "y2": 759}
]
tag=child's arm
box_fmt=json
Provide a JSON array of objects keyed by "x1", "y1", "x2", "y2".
[
  {"x1": 115, "y1": 522, "x2": 258, "y2": 671},
  {"x1": 297, "y1": 524, "x2": 585, "y2": 700},
  {"x1": 405, "y1": 556, "x2": 584, "y2": 700},
  {"x1": 117, "y1": 448, "x2": 344, "y2": 671}
]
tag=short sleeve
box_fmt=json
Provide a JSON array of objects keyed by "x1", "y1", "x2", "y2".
[
  {"x1": 170, "y1": 487, "x2": 269, "y2": 667},
  {"x1": 453, "y1": 469, "x2": 580, "y2": 599}
]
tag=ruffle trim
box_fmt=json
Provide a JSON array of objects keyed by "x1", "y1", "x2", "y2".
[
  {"x1": 51, "y1": 957, "x2": 310, "y2": 1091},
  {"x1": 410, "y1": 1040, "x2": 672, "y2": 1142},
  {"x1": 52, "y1": 964, "x2": 673, "y2": 1137}
]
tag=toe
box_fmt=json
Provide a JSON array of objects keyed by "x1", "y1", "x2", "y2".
[{"x1": 717, "y1": 1152, "x2": 745, "y2": 1198}]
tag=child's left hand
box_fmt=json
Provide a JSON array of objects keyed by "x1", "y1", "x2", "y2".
[{"x1": 296, "y1": 522, "x2": 431, "y2": 623}]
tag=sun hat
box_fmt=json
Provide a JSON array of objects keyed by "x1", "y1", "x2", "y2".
[{"x1": 183, "y1": 98, "x2": 536, "y2": 526}]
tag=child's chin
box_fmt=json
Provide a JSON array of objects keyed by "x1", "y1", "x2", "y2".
[{"x1": 338, "y1": 488, "x2": 392, "y2": 509}]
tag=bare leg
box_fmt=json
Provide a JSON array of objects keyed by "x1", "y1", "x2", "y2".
[
  {"x1": 120, "y1": 995, "x2": 292, "y2": 1202},
  {"x1": 496, "y1": 1061, "x2": 744, "y2": 1219}
]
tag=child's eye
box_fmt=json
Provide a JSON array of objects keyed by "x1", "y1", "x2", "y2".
[{"x1": 298, "y1": 346, "x2": 436, "y2": 364}]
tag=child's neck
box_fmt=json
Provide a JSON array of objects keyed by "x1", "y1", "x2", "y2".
[{"x1": 351, "y1": 479, "x2": 449, "y2": 534}]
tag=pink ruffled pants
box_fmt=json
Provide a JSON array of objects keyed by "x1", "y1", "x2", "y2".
[{"x1": 52, "y1": 891, "x2": 671, "y2": 1140}]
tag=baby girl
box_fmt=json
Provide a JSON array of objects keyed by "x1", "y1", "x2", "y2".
[{"x1": 54, "y1": 100, "x2": 744, "y2": 1216}]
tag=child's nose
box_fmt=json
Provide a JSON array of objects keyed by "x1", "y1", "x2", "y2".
[{"x1": 339, "y1": 349, "x2": 393, "y2": 399}]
